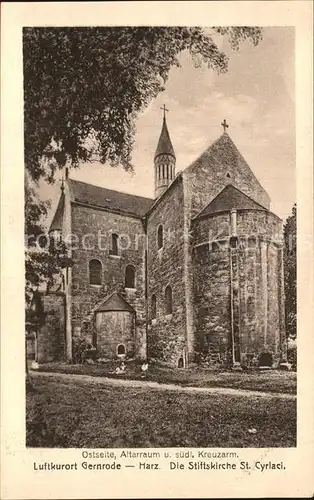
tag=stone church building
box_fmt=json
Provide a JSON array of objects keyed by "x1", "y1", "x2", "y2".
[{"x1": 39, "y1": 114, "x2": 287, "y2": 368}]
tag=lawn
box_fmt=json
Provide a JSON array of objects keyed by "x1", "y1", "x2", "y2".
[
  {"x1": 26, "y1": 375, "x2": 296, "y2": 448},
  {"x1": 36, "y1": 361, "x2": 297, "y2": 395}
]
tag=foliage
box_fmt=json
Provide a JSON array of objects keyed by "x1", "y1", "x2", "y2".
[
  {"x1": 283, "y1": 204, "x2": 297, "y2": 338},
  {"x1": 23, "y1": 26, "x2": 263, "y2": 182},
  {"x1": 72, "y1": 336, "x2": 90, "y2": 364},
  {"x1": 25, "y1": 174, "x2": 73, "y2": 305},
  {"x1": 287, "y1": 344, "x2": 297, "y2": 371},
  {"x1": 287, "y1": 338, "x2": 297, "y2": 370}
]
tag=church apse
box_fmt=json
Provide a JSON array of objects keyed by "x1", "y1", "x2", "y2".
[{"x1": 192, "y1": 192, "x2": 286, "y2": 368}]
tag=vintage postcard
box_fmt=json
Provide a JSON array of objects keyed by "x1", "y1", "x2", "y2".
[{"x1": 1, "y1": 1, "x2": 313, "y2": 499}]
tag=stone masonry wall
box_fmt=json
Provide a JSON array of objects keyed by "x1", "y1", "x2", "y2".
[
  {"x1": 95, "y1": 310, "x2": 135, "y2": 358},
  {"x1": 70, "y1": 203, "x2": 147, "y2": 359},
  {"x1": 192, "y1": 213, "x2": 231, "y2": 364},
  {"x1": 37, "y1": 293, "x2": 65, "y2": 363},
  {"x1": 184, "y1": 134, "x2": 270, "y2": 218},
  {"x1": 192, "y1": 209, "x2": 285, "y2": 367},
  {"x1": 146, "y1": 178, "x2": 187, "y2": 365},
  {"x1": 237, "y1": 210, "x2": 285, "y2": 366}
]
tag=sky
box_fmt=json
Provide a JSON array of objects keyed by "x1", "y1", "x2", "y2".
[{"x1": 40, "y1": 27, "x2": 295, "y2": 224}]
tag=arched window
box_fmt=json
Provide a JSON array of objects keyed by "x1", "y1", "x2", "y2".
[
  {"x1": 89, "y1": 259, "x2": 102, "y2": 285},
  {"x1": 247, "y1": 295, "x2": 255, "y2": 322},
  {"x1": 117, "y1": 344, "x2": 125, "y2": 356},
  {"x1": 165, "y1": 285, "x2": 173, "y2": 315},
  {"x1": 125, "y1": 265, "x2": 136, "y2": 288},
  {"x1": 151, "y1": 294, "x2": 157, "y2": 320},
  {"x1": 110, "y1": 233, "x2": 119, "y2": 255},
  {"x1": 157, "y1": 225, "x2": 163, "y2": 250}
]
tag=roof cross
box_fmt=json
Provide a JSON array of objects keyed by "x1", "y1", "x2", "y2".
[
  {"x1": 221, "y1": 119, "x2": 229, "y2": 133},
  {"x1": 160, "y1": 104, "x2": 169, "y2": 119}
]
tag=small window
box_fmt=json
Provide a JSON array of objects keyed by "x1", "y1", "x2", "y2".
[
  {"x1": 165, "y1": 285, "x2": 173, "y2": 315},
  {"x1": 157, "y1": 225, "x2": 163, "y2": 250},
  {"x1": 89, "y1": 259, "x2": 102, "y2": 285},
  {"x1": 230, "y1": 236, "x2": 238, "y2": 249},
  {"x1": 110, "y1": 233, "x2": 119, "y2": 255},
  {"x1": 247, "y1": 295, "x2": 255, "y2": 322},
  {"x1": 117, "y1": 344, "x2": 125, "y2": 355},
  {"x1": 151, "y1": 294, "x2": 157, "y2": 320},
  {"x1": 226, "y1": 172, "x2": 231, "y2": 179},
  {"x1": 204, "y1": 333, "x2": 210, "y2": 348},
  {"x1": 125, "y1": 265, "x2": 136, "y2": 289}
]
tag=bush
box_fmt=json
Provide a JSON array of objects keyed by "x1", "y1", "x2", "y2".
[
  {"x1": 81, "y1": 345, "x2": 98, "y2": 364},
  {"x1": 72, "y1": 336, "x2": 90, "y2": 364},
  {"x1": 287, "y1": 341, "x2": 297, "y2": 370}
]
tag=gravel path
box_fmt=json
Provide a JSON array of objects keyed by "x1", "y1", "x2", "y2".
[{"x1": 31, "y1": 370, "x2": 296, "y2": 400}]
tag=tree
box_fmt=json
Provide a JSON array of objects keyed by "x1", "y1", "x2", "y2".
[
  {"x1": 25, "y1": 173, "x2": 72, "y2": 301},
  {"x1": 23, "y1": 27, "x2": 263, "y2": 183},
  {"x1": 283, "y1": 204, "x2": 297, "y2": 338}
]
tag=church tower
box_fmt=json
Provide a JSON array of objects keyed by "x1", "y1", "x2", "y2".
[{"x1": 154, "y1": 106, "x2": 176, "y2": 198}]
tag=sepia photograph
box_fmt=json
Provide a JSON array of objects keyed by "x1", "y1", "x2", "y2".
[
  {"x1": 23, "y1": 25, "x2": 297, "y2": 450},
  {"x1": 2, "y1": 1, "x2": 314, "y2": 498}
]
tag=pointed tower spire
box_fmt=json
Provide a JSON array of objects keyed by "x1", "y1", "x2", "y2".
[{"x1": 154, "y1": 106, "x2": 176, "y2": 198}]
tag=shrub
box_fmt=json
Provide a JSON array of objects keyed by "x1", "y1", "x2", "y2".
[
  {"x1": 287, "y1": 340, "x2": 297, "y2": 370},
  {"x1": 72, "y1": 335, "x2": 90, "y2": 364}
]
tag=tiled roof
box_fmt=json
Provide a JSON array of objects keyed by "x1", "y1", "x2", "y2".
[
  {"x1": 196, "y1": 184, "x2": 269, "y2": 218},
  {"x1": 68, "y1": 179, "x2": 153, "y2": 218},
  {"x1": 49, "y1": 192, "x2": 65, "y2": 231},
  {"x1": 155, "y1": 116, "x2": 175, "y2": 158},
  {"x1": 94, "y1": 292, "x2": 134, "y2": 313}
]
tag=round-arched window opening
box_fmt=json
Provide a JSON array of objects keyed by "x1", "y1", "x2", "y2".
[
  {"x1": 110, "y1": 233, "x2": 119, "y2": 256},
  {"x1": 125, "y1": 264, "x2": 136, "y2": 289},
  {"x1": 157, "y1": 225, "x2": 163, "y2": 250},
  {"x1": 117, "y1": 344, "x2": 126, "y2": 356},
  {"x1": 165, "y1": 285, "x2": 173, "y2": 315},
  {"x1": 247, "y1": 295, "x2": 255, "y2": 322},
  {"x1": 89, "y1": 259, "x2": 102, "y2": 285},
  {"x1": 178, "y1": 357, "x2": 184, "y2": 368},
  {"x1": 151, "y1": 294, "x2": 157, "y2": 320}
]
